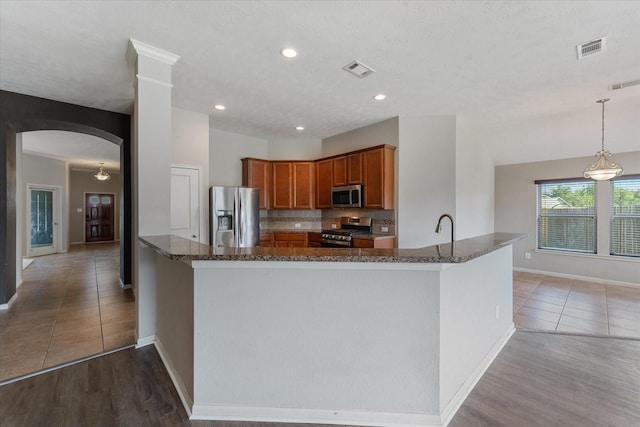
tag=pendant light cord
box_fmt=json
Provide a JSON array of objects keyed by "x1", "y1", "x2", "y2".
[{"x1": 598, "y1": 98, "x2": 609, "y2": 152}]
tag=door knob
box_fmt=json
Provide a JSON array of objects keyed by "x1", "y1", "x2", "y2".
[{"x1": 192, "y1": 235, "x2": 198, "y2": 238}]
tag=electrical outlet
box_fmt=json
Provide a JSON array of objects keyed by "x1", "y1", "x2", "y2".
[
  {"x1": 525, "y1": 252, "x2": 531, "y2": 260},
  {"x1": 76, "y1": 208, "x2": 82, "y2": 213},
  {"x1": 495, "y1": 305, "x2": 500, "y2": 319},
  {"x1": 331, "y1": 224, "x2": 337, "y2": 229},
  {"x1": 381, "y1": 226, "x2": 389, "y2": 233},
  {"x1": 294, "y1": 223, "x2": 301, "y2": 228}
]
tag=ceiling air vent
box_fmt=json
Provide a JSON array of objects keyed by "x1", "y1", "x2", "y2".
[
  {"x1": 342, "y1": 60, "x2": 376, "y2": 78},
  {"x1": 576, "y1": 37, "x2": 606, "y2": 59},
  {"x1": 609, "y1": 78, "x2": 640, "y2": 91}
]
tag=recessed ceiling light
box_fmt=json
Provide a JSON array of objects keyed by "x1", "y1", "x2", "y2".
[
  {"x1": 281, "y1": 48, "x2": 298, "y2": 58},
  {"x1": 373, "y1": 94, "x2": 386, "y2": 101},
  {"x1": 295, "y1": 126, "x2": 304, "y2": 131},
  {"x1": 214, "y1": 104, "x2": 226, "y2": 111}
]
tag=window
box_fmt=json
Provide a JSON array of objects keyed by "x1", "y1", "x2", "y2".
[
  {"x1": 536, "y1": 179, "x2": 596, "y2": 253},
  {"x1": 611, "y1": 176, "x2": 640, "y2": 257}
]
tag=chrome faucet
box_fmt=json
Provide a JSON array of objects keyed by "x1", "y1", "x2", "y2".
[{"x1": 435, "y1": 213, "x2": 454, "y2": 243}]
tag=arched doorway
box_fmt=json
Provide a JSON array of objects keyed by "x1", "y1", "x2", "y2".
[{"x1": 1, "y1": 90, "x2": 132, "y2": 312}]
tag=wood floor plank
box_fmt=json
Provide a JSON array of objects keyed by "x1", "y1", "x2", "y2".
[
  {"x1": 450, "y1": 331, "x2": 640, "y2": 427},
  {"x1": 2, "y1": 331, "x2": 639, "y2": 427}
]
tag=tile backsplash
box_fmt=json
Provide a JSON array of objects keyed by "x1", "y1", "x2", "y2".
[{"x1": 261, "y1": 209, "x2": 396, "y2": 234}]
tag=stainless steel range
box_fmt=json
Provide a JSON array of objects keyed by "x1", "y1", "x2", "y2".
[{"x1": 321, "y1": 217, "x2": 373, "y2": 247}]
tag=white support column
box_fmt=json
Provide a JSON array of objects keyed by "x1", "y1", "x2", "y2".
[{"x1": 127, "y1": 39, "x2": 180, "y2": 346}]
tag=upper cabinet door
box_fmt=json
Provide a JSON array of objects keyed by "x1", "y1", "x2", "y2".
[
  {"x1": 293, "y1": 162, "x2": 315, "y2": 209},
  {"x1": 242, "y1": 158, "x2": 271, "y2": 209},
  {"x1": 363, "y1": 146, "x2": 395, "y2": 209},
  {"x1": 272, "y1": 162, "x2": 293, "y2": 209},
  {"x1": 316, "y1": 159, "x2": 332, "y2": 209},
  {"x1": 347, "y1": 152, "x2": 362, "y2": 184},
  {"x1": 332, "y1": 156, "x2": 347, "y2": 187}
]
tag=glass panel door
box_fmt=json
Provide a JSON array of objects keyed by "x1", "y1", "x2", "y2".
[{"x1": 28, "y1": 187, "x2": 58, "y2": 256}]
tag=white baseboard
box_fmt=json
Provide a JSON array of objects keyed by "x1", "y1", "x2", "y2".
[
  {"x1": 0, "y1": 293, "x2": 17, "y2": 311},
  {"x1": 439, "y1": 325, "x2": 515, "y2": 426},
  {"x1": 190, "y1": 405, "x2": 441, "y2": 427},
  {"x1": 155, "y1": 339, "x2": 193, "y2": 418},
  {"x1": 135, "y1": 334, "x2": 156, "y2": 348},
  {"x1": 514, "y1": 267, "x2": 640, "y2": 289}
]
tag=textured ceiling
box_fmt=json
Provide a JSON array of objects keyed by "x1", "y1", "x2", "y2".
[
  {"x1": 22, "y1": 131, "x2": 120, "y2": 171},
  {"x1": 1, "y1": 1, "x2": 639, "y2": 163}
]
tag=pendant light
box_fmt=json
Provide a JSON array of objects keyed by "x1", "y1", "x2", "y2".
[
  {"x1": 94, "y1": 162, "x2": 111, "y2": 181},
  {"x1": 583, "y1": 98, "x2": 623, "y2": 181}
]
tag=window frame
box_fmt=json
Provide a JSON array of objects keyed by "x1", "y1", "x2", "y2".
[
  {"x1": 535, "y1": 178, "x2": 597, "y2": 254},
  {"x1": 610, "y1": 175, "x2": 640, "y2": 258}
]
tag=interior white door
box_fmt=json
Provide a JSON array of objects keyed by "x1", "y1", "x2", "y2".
[
  {"x1": 27, "y1": 185, "x2": 59, "y2": 257},
  {"x1": 170, "y1": 166, "x2": 201, "y2": 242}
]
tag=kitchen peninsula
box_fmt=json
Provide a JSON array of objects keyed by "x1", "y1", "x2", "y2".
[{"x1": 140, "y1": 233, "x2": 523, "y2": 427}]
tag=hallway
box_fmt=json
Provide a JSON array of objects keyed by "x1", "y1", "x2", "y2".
[{"x1": 0, "y1": 243, "x2": 135, "y2": 383}]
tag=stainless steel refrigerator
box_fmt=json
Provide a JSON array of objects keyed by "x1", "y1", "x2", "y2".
[{"x1": 209, "y1": 186, "x2": 260, "y2": 248}]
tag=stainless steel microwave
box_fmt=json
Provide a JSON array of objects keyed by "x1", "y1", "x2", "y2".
[{"x1": 331, "y1": 184, "x2": 362, "y2": 208}]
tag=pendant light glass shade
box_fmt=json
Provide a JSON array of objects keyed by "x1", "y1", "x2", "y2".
[
  {"x1": 94, "y1": 162, "x2": 111, "y2": 181},
  {"x1": 583, "y1": 99, "x2": 623, "y2": 181}
]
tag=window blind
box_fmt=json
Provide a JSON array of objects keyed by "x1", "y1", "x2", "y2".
[
  {"x1": 611, "y1": 176, "x2": 640, "y2": 257},
  {"x1": 537, "y1": 180, "x2": 597, "y2": 253}
]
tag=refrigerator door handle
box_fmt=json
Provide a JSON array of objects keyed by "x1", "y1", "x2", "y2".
[{"x1": 236, "y1": 188, "x2": 242, "y2": 246}]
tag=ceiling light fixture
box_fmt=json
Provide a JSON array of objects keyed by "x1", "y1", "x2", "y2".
[
  {"x1": 214, "y1": 104, "x2": 226, "y2": 111},
  {"x1": 583, "y1": 98, "x2": 623, "y2": 181},
  {"x1": 295, "y1": 126, "x2": 304, "y2": 131},
  {"x1": 281, "y1": 48, "x2": 297, "y2": 58},
  {"x1": 373, "y1": 94, "x2": 386, "y2": 101},
  {"x1": 94, "y1": 162, "x2": 111, "y2": 181}
]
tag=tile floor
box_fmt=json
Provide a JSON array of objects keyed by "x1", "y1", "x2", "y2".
[
  {"x1": 0, "y1": 242, "x2": 135, "y2": 383},
  {"x1": 513, "y1": 271, "x2": 640, "y2": 339},
  {"x1": 2, "y1": 259, "x2": 638, "y2": 383}
]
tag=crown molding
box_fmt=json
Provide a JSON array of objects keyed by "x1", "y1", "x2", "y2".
[{"x1": 126, "y1": 38, "x2": 180, "y2": 66}]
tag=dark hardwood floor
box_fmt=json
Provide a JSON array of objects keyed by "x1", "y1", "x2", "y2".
[{"x1": 1, "y1": 331, "x2": 639, "y2": 427}]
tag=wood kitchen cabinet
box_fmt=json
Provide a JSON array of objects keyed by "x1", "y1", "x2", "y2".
[
  {"x1": 272, "y1": 161, "x2": 315, "y2": 210},
  {"x1": 332, "y1": 156, "x2": 347, "y2": 186},
  {"x1": 315, "y1": 159, "x2": 333, "y2": 209},
  {"x1": 274, "y1": 233, "x2": 306, "y2": 247},
  {"x1": 271, "y1": 162, "x2": 293, "y2": 209},
  {"x1": 315, "y1": 154, "x2": 359, "y2": 208},
  {"x1": 293, "y1": 162, "x2": 315, "y2": 209},
  {"x1": 307, "y1": 232, "x2": 322, "y2": 248},
  {"x1": 242, "y1": 158, "x2": 271, "y2": 209},
  {"x1": 352, "y1": 237, "x2": 396, "y2": 248},
  {"x1": 346, "y1": 152, "x2": 362, "y2": 184},
  {"x1": 259, "y1": 233, "x2": 274, "y2": 247},
  {"x1": 363, "y1": 146, "x2": 395, "y2": 209}
]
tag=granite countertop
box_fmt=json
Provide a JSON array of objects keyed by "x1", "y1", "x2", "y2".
[{"x1": 140, "y1": 232, "x2": 525, "y2": 264}]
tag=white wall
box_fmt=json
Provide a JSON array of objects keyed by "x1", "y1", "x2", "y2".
[
  {"x1": 481, "y1": 96, "x2": 640, "y2": 167},
  {"x1": 455, "y1": 116, "x2": 495, "y2": 240},
  {"x1": 172, "y1": 107, "x2": 210, "y2": 243},
  {"x1": 495, "y1": 151, "x2": 640, "y2": 285},
  {"x1": 209, "y1": 128, "x2": 268, "y2": 187},
  {"x1": 21, "y1": 153, "x2": 69, "y2": 253},
  {"x1": 321, "y1": 117, "x2": 399, "y2": 157},
  {"x1": 68, "y1": 170, "x2": 121, "y2": 244},
  {"x1": 398, "y1": 116, "x2": 456, "y2": 248},
  {"x1": 267, "y1": 138, "x2": 321, "y2": 160}
]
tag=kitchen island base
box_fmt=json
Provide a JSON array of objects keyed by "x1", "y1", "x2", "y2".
[{"x1": 148, "y1": 241, "x2": 516, "y2": 427}]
